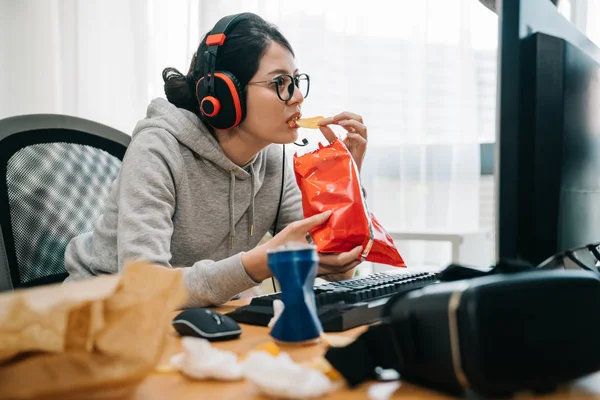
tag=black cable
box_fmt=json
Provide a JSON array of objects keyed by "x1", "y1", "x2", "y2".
[
  {"x1": 269, "y1": 140, "x2": 309, "y2": 293},
  {"x1": 271, "y1": 144, "x2": 286, "y2": 293},
  {"x1": 566, "y1": 250, "x2": 600, "y2": 278}
]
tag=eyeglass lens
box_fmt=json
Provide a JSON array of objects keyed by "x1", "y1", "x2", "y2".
[{"x1": 275, "y1": 74, "x2": 309, "y2": 101}]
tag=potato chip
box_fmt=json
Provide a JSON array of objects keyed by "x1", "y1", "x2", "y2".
[
  {"x1": 301, "y1": 357, "x2": 344, "y2": 381},
  {"x1": 251, "y1": 341, "x2": 281, "y2": 356},
  {"x1": 296, "y1": 116, "x2": 325, "y2": 129},
  {"x1": 154, "y1": 363, "x2": 178, "y2": 373},
  {"x1": 320, "y1": 333, "x2": 355, "y2": 348},
  {"x1": 238, "y1": 340, "x2": 282, "y2": 361}
]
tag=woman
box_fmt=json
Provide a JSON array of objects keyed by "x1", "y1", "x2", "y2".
[{"x1": 64, "y1": 12, "x2": 369, "y2": 307}]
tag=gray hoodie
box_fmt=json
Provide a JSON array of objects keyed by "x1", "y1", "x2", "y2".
[{"x1": 64, "y1": 97, "x2": 303, "y2": 306}]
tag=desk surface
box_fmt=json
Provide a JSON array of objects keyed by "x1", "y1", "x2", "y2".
[{"x1": 133, "y1": 301, "x2": 600, "y2": 399}]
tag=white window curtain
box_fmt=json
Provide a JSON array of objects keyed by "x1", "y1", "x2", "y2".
[{"x1": 0, "y1": 0, "x2": 498, "y2": 270}]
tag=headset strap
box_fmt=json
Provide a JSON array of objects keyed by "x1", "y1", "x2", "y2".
[
  {"x1": 324, "y1": 322, "x2": 403, "y2": 387},
  {"x1": 197, "y1": 13, "x2": 249, "y2": 94}
]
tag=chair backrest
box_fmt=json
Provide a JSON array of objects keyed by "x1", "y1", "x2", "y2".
[{"x1": 0, "y1": 114, "x2": 130, "y2": 291}]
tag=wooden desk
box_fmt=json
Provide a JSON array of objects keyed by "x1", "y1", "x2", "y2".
[{"x1": 133, "y1": 301, "x2": 600, "y2": 399}]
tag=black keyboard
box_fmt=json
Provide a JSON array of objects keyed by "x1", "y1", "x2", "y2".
[{"x1": 227, "y1": 271, "x2": 439, "y2": 332}]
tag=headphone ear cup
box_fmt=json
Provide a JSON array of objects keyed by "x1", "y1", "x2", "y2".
[{"x1": 196, "y1": 71, "x2": 245, "y2": 130}]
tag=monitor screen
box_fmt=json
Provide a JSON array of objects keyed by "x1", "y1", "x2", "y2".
[{"x1": 496, "y1": 0, "x2": 600, "y2": 265}]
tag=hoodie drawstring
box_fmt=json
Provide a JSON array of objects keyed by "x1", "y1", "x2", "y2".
[
  {"x1": 229, "y1": 168, "x2": 236, "y2": 250},
  {"x1": 228, "y1": 166, "x2": 256, "y2": 252}
]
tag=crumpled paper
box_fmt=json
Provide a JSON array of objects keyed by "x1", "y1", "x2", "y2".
[
  {"x1": 164, "y1": 336, "x2": 340, "y2": 399},
  {"x1": 0, "y1": 261, "x2": 187, "y2": 400},
  {"x1": 242, "y1": 351, "x2": 336, "y2": 399},
  {"x1": 171, "y1": 337, "x2": 243, "y2": 380}
]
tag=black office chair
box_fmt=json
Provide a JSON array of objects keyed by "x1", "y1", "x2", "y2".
[{"x1": 0, "y1": 114, "x2": 130, "y2": 291}]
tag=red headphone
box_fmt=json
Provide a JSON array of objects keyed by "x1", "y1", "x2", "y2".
[{"x1": 195, "y1": 13, "x2": 249, "y2": 130}]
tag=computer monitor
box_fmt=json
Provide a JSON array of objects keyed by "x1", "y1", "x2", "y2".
[{"x1": 496, "y1": 0, "x2": 600, "y2": 265}]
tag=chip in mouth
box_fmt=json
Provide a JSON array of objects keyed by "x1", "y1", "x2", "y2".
[
  {"x1": 288, "y1": 116, "x2": 325, "y2": 129},
  {"x1": 287, "y1": 117, "x2": 298, "y2": 128}
]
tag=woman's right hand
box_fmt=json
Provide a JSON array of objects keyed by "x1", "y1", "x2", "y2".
[
  {"x1": 268, "y1": 210, "x2": 332, "y2": 248},
  {"x1": 241, "y1": 210, "x2": 362, "y2": 282},
  {"x1": 272, "y1": 211, "x2": 363, "y2": 278}
]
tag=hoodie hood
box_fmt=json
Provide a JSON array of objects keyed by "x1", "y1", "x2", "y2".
[
  {"x1": 133, "y1": 97, "x2": 260, "y2": 250},
  {"x1": 133, "y1": 97, "x2": 253, "y2": 180}
]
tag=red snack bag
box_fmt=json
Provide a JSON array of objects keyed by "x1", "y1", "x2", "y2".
[{"x1": 293, "y1": 139, "x2": 406, "y2": 267}]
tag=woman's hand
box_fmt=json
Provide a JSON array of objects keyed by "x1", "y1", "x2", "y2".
[
  {"x1": 317, "y1": 249, "x2": 362, "y2": 281},
  {"x1": 241, "y1": 210, "x2": 362, "y2": 282},
  {"x1": 318, "y1": 111, "x2": 368, "y2": 173},
  {"x1": 269, "y1": 211, "x2": 363, "y2": 279},
  {"x1": 267, "y1": 210, "x2": 332, "y2": 249}
]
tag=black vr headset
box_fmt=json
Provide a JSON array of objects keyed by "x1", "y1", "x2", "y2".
[{"x1": 325, "y1": 257, "x2": 600, "y2": 398}]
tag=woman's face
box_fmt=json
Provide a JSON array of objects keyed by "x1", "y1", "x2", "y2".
[{"x1": 240, "y1": 42, "x2": 305, "y2": 145}]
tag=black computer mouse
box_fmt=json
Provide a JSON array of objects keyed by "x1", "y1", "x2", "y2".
[{"x1": 172, "y1": 308, "x2": 242, "y2": 341}]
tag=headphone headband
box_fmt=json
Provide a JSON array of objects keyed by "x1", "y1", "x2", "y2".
[{"x1": 196, "y1": 13, "x2": 249, "y2": 94}]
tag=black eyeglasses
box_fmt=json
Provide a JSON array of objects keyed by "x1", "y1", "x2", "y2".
[
  {"x1": 248, "y1": 73, "x2": 310, "y2": 102},
  {"x1": 538, "y1": 242, "x2": 600, "y2": 277}
]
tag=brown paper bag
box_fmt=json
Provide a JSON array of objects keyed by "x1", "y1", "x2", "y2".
[{"x1": 0, "y1": 262, "x2": 187, "y2": 400}]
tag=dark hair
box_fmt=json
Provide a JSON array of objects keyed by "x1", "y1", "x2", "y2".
[{"x1": 162, "y1": 13, "x2": 294, "y2": 118}]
